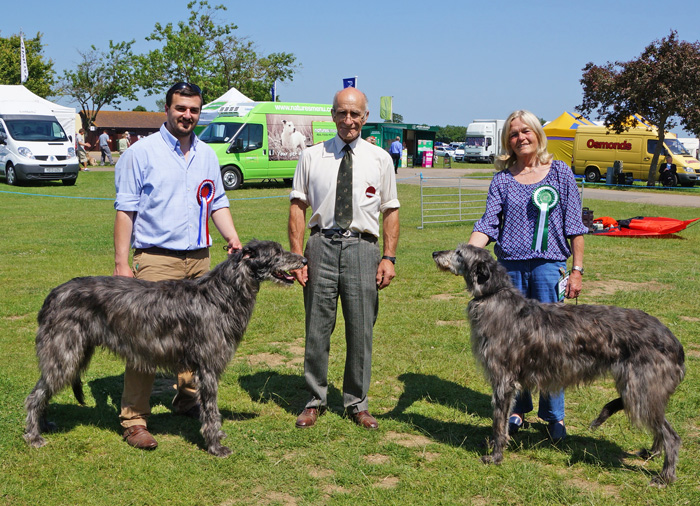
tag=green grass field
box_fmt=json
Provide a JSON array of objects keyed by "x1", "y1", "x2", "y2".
[{"x1": 1, "y1": 172, "x2": 699, "y2": 505}]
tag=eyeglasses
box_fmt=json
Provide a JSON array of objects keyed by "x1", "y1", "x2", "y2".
[{"x1": 167, "y1": 82, "x2": 202, "y2": 96}]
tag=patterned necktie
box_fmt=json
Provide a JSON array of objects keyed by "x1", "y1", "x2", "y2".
[{"x1": 335, "y1": 144, "x2": 353, "y2": 229}]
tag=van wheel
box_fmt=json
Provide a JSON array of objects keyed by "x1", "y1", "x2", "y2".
[
  {"x1": 283, "y1": 178, "x2": 293, "y2": 185},
  {"x1": 5, "y1": 164, "x2": 17, "y2": 185},
  {"x1": 221, "y1": 166, "x2": 243, "y2": 191},
  {"x1": 584, "y1": 167, "x2": 601, "y2": 183}
]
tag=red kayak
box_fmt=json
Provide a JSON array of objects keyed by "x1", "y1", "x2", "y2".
[{"x1": 591, "y1": 216, "x2": 700, "y2": 236}]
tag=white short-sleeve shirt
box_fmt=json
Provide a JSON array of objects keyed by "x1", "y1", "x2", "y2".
[{"x1": 290, "y1": 135, "x2": 400, "y2": 237}]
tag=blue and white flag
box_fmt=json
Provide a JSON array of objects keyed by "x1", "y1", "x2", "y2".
[
  {"x1": 343, "y1": 77, "x2": 357, "y2": 88},
  {"x1": 270, "y1": 80, "x2": 277, "y2": 102},
  {"x1": 20, "y1": 33, "x2": 28, "y2": 84}
]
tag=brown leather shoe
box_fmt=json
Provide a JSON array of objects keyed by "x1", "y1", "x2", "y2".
[
  {"x1": 351, "y1": 410, "x2": 379, "y2": 429},
  {"x1": 123, "y1": 425, "x2": 158, "y2": 450},
  {"x1": 295, "y1": 407, "x2": 324, "y2": 428}
]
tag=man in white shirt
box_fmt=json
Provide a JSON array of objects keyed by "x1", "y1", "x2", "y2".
[{"x1": 288, "y1": 87, "x2": 400, "y2": 430}]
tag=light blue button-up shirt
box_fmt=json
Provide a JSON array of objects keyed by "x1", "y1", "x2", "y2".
[{"x1": 115, "y1": 124, "x2": 229, "y2": 250}]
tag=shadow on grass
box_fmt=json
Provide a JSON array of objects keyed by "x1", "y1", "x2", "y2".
[
  {"x1": 37, "y1": 373, "x2": 257, "y2": 452},
  {"x1": 384, "y1": 373, "x2": 638, "y2": 474},
  {"x1": 238, "y1": 371, "x2": 346, "y2": 417}
]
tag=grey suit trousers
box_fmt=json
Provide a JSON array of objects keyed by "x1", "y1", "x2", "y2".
[{"x1": 302, "y1": 231, "x2": 380, "y2": 413}]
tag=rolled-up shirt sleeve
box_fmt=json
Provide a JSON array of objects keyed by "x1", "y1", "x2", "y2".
[
  {"x1": 114, "y1": 149, "x2": 142, "y2": 212},
  {"x1": 289, "y1": 151, "x2": 309, "y2": 204}
]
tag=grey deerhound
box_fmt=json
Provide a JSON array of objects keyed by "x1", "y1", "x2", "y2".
[
  {"x1": 25, "y1": 240, "x2": 306, "y2": 457},
  {"x1": 433, "y1": 244, "x2": 685, "y2": 485}
]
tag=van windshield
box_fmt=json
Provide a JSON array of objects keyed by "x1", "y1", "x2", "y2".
[
  {"x1": 465, "y1": 137, "x2": 486, "y2": 147},
  {"x1": 648, "y1": 139, "x2": 691, "y2": 156},
  {"x1": 5, "y1": 118, "x2": 67, "y2": 142},
  {"x1": 199, "y1": 122, "x2": 242, "y2": 144}
]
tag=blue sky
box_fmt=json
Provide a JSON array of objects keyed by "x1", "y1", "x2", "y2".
[{"x1": 3, "y1": 0, "x2": 700, "y2": 134}]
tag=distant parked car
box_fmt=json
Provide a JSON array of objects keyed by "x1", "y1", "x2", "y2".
[
  {"x1": 434, "y1": 146, "x2": 456, "y2": 158},
  {"x1": 453, "y1": 144, "x2": 465, "y2": 162}
]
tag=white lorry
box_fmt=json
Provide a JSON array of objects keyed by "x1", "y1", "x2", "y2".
[{"x1": 463, "y1": 119, "x2": 505, "y2": 163}]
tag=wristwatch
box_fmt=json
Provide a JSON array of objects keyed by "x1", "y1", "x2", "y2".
[
  {"x1": 572, "y1": 265, "x2": 584, "y2": 275},
  {"x1": 382, "y1": 255, "x2": 396, "y2": 264}
]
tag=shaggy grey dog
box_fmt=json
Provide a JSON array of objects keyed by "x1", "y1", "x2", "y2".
[
  {"x1": 433, "y1": 244, "x2": 685, "y2": 485},
  {"x1": 25, "y1": 240, "x2": 306, "y2": 457}
]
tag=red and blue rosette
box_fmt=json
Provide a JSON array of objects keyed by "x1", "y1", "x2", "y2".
[{"x1": 196, "y1": 179, "x2": 215, "y2": 247}]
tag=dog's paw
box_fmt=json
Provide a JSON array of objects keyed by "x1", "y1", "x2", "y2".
[
  {"x1": 209, "y1": 444, "x2": 232, "y2": 457},
  {"x1": 24, "y1": 433, "x2": 47, "y2": 448},
  {"x1": 481, "y1": 454, "x2": 502, "y2": 465},
  {"x1": 636, "y1": 448, "x2": 661, "y2": 460},
  {"x1": 650, "y1": 475, "x2": 670, "y2": 488}
]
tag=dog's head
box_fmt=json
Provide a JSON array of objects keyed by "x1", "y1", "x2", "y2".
[
  {"x1": 238, "y1": 240, "x2": 306, "y2": 285},
  {"x1": 433, "y1": 244, "x2": 510, "y2": 298},
  {"x1": 282, "y1": 120, "x2": 295, "y2": 133}
]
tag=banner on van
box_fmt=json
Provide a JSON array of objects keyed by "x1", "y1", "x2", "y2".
[{"x1": 267, "y1": 114, "x2": 337, "y2": 161}]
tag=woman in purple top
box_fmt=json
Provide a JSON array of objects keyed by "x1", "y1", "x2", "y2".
[{"x1": 468, "y1": 110, "x2": 587, "y2": 442}]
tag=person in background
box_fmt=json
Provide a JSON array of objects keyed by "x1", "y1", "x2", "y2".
[
  {"x1": 99, "y1": 129, "x2": 114, "y2": 165},
  {"x1": 113, "y1": 82, "x2": 242, "y2": 451},
  {"x1": 76, "y1": 128, "x2": 90, "y2": 171},
  {"x1": 289, "y1": 87, "x2": 400, "y2": 431},
  {"x1": 118, "y1": 133, "x2": 129, "y2": 155},
  {"x1": 467, "y1": 109, "x2": 587, "y2": 442},
  {"x1": 389, "y1": 136, "x2": 402, "y2": 173}
]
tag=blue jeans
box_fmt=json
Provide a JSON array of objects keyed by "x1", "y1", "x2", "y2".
[{"x1": 499, "y1": 258, "x2": 566, "y2": 422}]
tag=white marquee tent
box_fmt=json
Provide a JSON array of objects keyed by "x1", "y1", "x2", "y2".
[
  {"x1": 199, "y1": 87, "x2": 254, "y2": 126},
  {"x1": 0, "y1": 85, "x2": 76, "y2": 140}
]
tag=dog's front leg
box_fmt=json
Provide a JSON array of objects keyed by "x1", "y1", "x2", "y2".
[
  {"x1": 482, "y1": 380, "x2": 515, "y2": 465},
  {"x1": 197, "y1": 369, "x2": 231, "y2": 457}
]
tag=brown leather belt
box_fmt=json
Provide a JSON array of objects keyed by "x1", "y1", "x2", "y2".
[{"x1": 134, "y1": 246, "x2": 207, "y2": 258}]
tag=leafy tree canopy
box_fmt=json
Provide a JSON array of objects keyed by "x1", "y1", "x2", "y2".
[
  {"x1": 59, "y1": 41, "x2": 139, "y2": 131},
  {"x1": 577, "y1": 30, "x2": 700, "y2": 184},
  {"x1": 0, "y1": 32, "x2": 56, "y2": 97},
  {"x1": 436, "y1": 125, "x2": 467, "y2": 143},
  {"x1": 138, "y1": 1, "x2": 299, "y2": 102}
]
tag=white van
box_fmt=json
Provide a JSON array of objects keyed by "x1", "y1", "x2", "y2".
[{"x1": 0, "y1": 114, "x2": 79, "y2": 186}]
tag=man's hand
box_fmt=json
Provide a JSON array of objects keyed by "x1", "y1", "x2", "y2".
[{"x1": 376, "y1": 259, "x2": 395, "y2": 289}]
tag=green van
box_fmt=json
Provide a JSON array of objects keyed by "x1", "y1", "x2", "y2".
[{"x1": 198, "y1": 102, "x2": 336, "y2": 190}]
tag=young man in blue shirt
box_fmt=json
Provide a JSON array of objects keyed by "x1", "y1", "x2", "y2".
[{"x1": 113, "y1": 82, "x2": 242, "y2": 450}]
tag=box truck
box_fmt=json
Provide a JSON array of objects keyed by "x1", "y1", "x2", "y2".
[
  {"x1": 463, "y1": 119, "x2": 504, "y2": 163},
  {"x1": 198, "y1": 102, "x2": 336, "y2": 190},
  {"x1": 0, "y1": 113, "x2": 79, "y2": 186},
  {"x1": 572, "y1": 125, "x2": 700, "y2": 186}
]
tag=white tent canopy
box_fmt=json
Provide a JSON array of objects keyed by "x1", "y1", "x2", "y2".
[
  {"x1": 0, "y1": 85, "x2": 76, "y2": 141},
  {"x1": 199, "y1": 87, "x2": 254, "y2": 126}
]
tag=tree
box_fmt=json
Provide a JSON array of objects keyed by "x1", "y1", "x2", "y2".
[
  {"x1": 382, "y1": 112, "x2": 403, "y2": 124},
  {"x1": 132, "y1": 105, "x2": 147, "y2": 112},
  {"x1": 577, "y1": 30, "x2": 700, "y2": 185},
  {"x1": 60, "y1": 41, "x2": 139, "y2": 132},
  {"x1": 0, "y1": 32, "x2": 56, "y2": 97},
  {"x1": 138, "y1": 1, "x2": 299, "y2": 102},
  {"x1": 436, "y1": 125, "x2": 467, "y2": 143}
]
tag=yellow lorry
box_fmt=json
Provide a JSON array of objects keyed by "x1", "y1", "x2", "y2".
[{"x1": 571, "y1": 125, "x2": 700, "y2": 186}]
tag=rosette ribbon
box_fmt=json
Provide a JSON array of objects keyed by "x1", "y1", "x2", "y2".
[
  {"x1": 196, "y1": 179, "x2": 215, "y2": 247},
  {"x1": 531, "y1": 185, "x2": 559, "y2": 252}
]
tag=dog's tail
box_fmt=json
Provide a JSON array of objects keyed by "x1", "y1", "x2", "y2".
[
  {"x1": 71, "y1": 344, "x2": 95, "y2": 406},
  {"x1": 72, "y1": 378, "x2": 85, "y2": 405}
]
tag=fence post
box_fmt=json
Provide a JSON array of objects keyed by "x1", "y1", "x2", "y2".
[{"x1": 419, "y1": 172, "x2": 425, "y2": 229}]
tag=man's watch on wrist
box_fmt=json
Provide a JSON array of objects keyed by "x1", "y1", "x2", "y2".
[
  {"x1": 572, "y1": 265, "x2": 584, "y2": 275},
  {"x1": 382, "y1": 255, "x2": 396, "y2": 264}
]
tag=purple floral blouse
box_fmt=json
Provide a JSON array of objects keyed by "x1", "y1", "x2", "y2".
[{"x1": 473, "y1": 160, "x2": 588, "y2": 261}]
